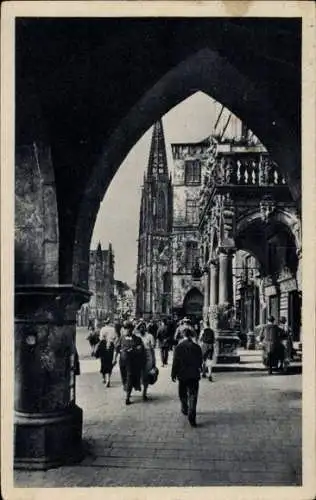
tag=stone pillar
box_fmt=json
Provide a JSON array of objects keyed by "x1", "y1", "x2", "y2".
[
  {"x1": 209, "y1": 259, "x2": 219, "y2": 330},
  {"x1": 209, "y1": 260, "x2": 219, "y2": 307},
  {"x1": 203, "y1": 269, "x2": 210, "y2": 320},
  {"x1": 14, "y1": 285, "x2": 90, "y2": 470},
  {"x1": 218, "y1": 250, "x2": 234, "y2": 305},
  {"x1": 215, "y1": 249, "x2": 240, "y2": 363},
  {"x1": 245, "y1": 287, "x2": 256, "y2": 350}
]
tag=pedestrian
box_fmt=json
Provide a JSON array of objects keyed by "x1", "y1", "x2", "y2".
[
  {"x1": 174, "y1": 317, "x2": 194, "y2": 345},
  {"x1": 171, "y1": 327, "x2": 203, "y2": 427},
  {"x1": 113, "y1": 321, "x2": 122, "y2": 364},
  {"x1": 259, "y1": 316, "x2": 283, "y2": 374},
  {"x1": 136, "y1": 321, "x2": 156, "y2": 401},
  {"x1": 119, "y1": 320, "x2": 145, "y2": 405},
  {"x1": 199, "y1": 320, "x2": 215, "y2": 381},
  {"x1": 147, "y1": 318, "x2": 158, "y2": 342},
  {"x1": 95, "y1": 318, "x2": 118, "y2": 387},
  {"x1": 193, "y1": 319, "x2": 200, "y2": 340},
  {"x1": 279, "y1": 316, "x2": 293, "y2": 369},
  {"x1": 86, "y1": 320, "x2": 100, "y2": 356},
  {"x1": 157, "y1": 318, "x2": 171, "y2": 367}
]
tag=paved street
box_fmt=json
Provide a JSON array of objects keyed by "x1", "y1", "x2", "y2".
[{"x1": 15, "y1": 327, "x2": 302, "y2": 487}]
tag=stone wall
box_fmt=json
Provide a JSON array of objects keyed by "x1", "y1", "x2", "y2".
[{"x1": 15, "y1": 142, "x2": 59, "y2": 285}]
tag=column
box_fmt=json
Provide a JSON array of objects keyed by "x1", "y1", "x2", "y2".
[
  {"x1": 218, "y1": 250, "x2": 234, "y2": 305},
  {"x1": 209, "y1": 259, "x2": 219, "y2": 306},
  {"x1": 208, "y1": 259, "x2": 219, "y2": 330},
  {"x1": 14, "y1": 285, "x2": 90, "y2": 470},
  {"x1": 203, "y1": 269, "x2": 210, "y2": 320},
  {"x1": 215, "y1": 249, "x2": 240, "y2": 363}
]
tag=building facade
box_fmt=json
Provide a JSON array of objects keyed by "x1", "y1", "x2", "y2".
[
  {"x1": 114, "y1": 281, "x2": 136, "y2": 320},
  {"x1": 136, "y1": 108, "x2": 301, "y2": 350},
  {"x1": 199, "y1": 107, "x2": 301, "y2": 360},
  {"x1": 77, "y1": 242, "x2": 115, "y2": 326},
  {"x1": 170, "y1": 139, "x2": 209, "y2": 320}
]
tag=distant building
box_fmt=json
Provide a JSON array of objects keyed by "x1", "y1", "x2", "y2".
[
  {"x1": 77, "y1": 242, "x2": 115, "y2": 326},
  {"x1": 114, "y1": 280, "x2": 136, "y2": 319}
]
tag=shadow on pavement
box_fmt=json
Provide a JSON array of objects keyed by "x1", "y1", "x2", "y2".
[{"x1": 213, "y1": 364, "x2": 302, "y2": 375}]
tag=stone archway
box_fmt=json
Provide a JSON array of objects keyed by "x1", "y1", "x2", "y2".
[
  {"x1": 14, "y1": 18, "x2": 301, "y2": 469},
  {"x1": 71, "y1": 46, "x2": 301, "y2": 287},
  {"x1": 183, "y1": 288, "x2": 204, "y2": 321}
]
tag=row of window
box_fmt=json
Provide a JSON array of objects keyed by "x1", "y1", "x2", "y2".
[
  {"x1": 184, "y1": 160, "x2": 201, "y2": 185},
  {"x1": 185, "y1": 241, "x2": 199, "y2": 269},
  {"x1": 142, "y1": 195, "x2": 199, "y2": 229},
  {"x1": 139, "y1": 239, "x2": 199, "y2": 271},
  {"x1": 151, "y1": 159, "x2": 202, "y2": 185}
]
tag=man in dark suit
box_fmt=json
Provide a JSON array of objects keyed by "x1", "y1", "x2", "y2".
[
  {"x1": 171, "y1": 328, "x2": 203, "y2": 427},
  {"x1": 259, "y1": 315, "x2": 283, "y2": 374}
]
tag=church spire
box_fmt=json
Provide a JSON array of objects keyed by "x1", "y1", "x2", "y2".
[
  {"x1": 96, "y1": 241, "x2": 102, "y2": 256},
  {"x1": 147, "y1": 119, "x2": 168, "y2": 179}
]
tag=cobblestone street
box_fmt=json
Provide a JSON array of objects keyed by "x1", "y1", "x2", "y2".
[{"x1": 15, "y1": 328, "x2": 302, "y2": 487}]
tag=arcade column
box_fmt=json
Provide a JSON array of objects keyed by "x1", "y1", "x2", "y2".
[
  {"x1": 215, "y1": 249, "x2": 240, "y2": 363},
  {"x1": 202, "y1": 269, "x2": 210, "y2": 320},
  {"x1": 218, "y1": 250, "x2": 234, "y2": 305},
  {"x1": 209, "y1": 259, "x2": 219, "y2": 329},
  {"x1": 14, "y1": 285, "x2": 90, "y2": 469}
]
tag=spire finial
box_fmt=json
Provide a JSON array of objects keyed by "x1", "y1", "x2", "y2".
[{"x1": 147, "y1": 119, "x2": 169, "y2": 179}]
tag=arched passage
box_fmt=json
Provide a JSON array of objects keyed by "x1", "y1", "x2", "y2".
[
  {"x1": 235, "y1": 209, "x2": 300, "y2": 278},
  {"x1": 183, "y1": 287, "x2": 204, "y2": 321},
  {"x1": 14, "y1": 18, "x2": 301, "y2": 469}
]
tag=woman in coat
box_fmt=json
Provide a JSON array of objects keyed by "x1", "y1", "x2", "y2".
[
  {"x1": 95, "y1": 326, "x2": 116, "y2": 387},
  {"x1": 119, "y1": 321, "x2": 145, "y2": 405},
  {"x1": 136, "y1": 321, "x2": 156, "y2": 401},
  {"x1": 199, "y1": 320, "x2": 215, "y2": 382}
]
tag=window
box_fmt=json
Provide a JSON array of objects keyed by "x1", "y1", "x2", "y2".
[
  {"x1": 186, "y1": 199, "x2": 199, "y2": 224},
  {"x1": 184, "y1": 160, "x2": 201, "y2": 185},
  {"x1": 163, "y1": 272, "x2": 171, "y2": 293},
  {"x1": 185, "y1": 241, "x2": 198, "y2": 270},
  {"x1": 157, "y1": 191, "x2": 166, "y2": 230},
  {"x1": 269, "y1": 295, "x2": 279, "y2": 323}
]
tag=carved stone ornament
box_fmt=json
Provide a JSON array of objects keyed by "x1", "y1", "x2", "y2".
[{"x1": 260, "y1": 195, "x2": 276, "y2": 222}]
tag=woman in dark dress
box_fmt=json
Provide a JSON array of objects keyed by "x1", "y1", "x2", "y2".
[
  {"x1": 95, "y1": 330, "x2": 115, "y2": 386},
  {"x1": 119, "y1": 321, "x2": 145, "y2": 405}
]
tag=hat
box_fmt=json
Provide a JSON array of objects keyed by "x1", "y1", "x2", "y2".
[
  {"x1": 183, "y1": 317, "x2": 192, "y2": 324},
  {"x1": 267, "y1": 315, "x2": 275, "y2": 323},
  {"x1": 123, "y1": 320, "x2": 133, "y2": 330},
  {"x1": 183, "y1": 327, "x2": 194, "y2": 339},
  {"x1": 137, "y1": 320, "x2": 146, "y2": 330}
]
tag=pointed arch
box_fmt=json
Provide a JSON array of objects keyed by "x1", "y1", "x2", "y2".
[
  {"x1": 183, "y1": 287, "x2": 204, "y2": 320},
  {"x1": 72, "y1": 45, "x2": 300, "y2": 286}
]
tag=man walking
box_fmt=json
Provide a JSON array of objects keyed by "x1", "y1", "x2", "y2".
[
  {"x1": 259, "y1": 315, "x2": 283, "y2": 374},
  {"x1": 174, "y1": 317, "x2": 195, "y2": 345},
  {"x1": 171, "y1": 328, "x2": 203, "y2": 427},
  {"x1": 199, "y1": 320, "x2": 215, "y2": 381},
  {"x1": 279, "y1": 316, "x2": 293, "y2": 369},
  {"x1": 157, "y1": 318, "x2": 171, "y2": 367}
]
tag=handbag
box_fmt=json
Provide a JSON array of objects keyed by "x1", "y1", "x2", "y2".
[{"x1": 147, "y1": 366, "x2": 159, "y2": 385}]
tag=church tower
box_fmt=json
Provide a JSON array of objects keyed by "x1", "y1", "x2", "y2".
[{"x1": 136, "y1": 120, "x2": 173, "y2": 319}]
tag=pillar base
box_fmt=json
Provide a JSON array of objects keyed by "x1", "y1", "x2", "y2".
[
  {"x1": 14, "y1": 404, "x2": 83, "y2": 470},
  {"x1": 215, "y1": 330, "x2": 240, "y2": 364}
]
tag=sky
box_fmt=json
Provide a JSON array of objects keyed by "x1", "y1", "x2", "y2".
[{"x1": 91, "y1": 91, "x2": 219, "y2": 287}]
